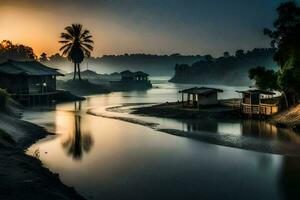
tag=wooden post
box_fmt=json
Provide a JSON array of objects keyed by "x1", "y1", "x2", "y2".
[
  {"x1": 192, "y1": 94, "x2": 196, "y2": 107},
  {"x1": 249, "y1": 92, "x2": 252, "y2": 118}
]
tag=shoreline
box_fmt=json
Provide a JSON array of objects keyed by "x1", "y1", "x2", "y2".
[
  {"x1": 157, "y1": 128, "x2": 300, "y2": 156},
  {"x1": 131, "y1": 101, "x2": 240, "y2": 119},
  {"x1": 268, "y1": 104, "x2": 300, "y2": 132},
  {"x1": 0, "y1": 107, "x2": 86, "y2": 200},
  {"x1": 87, "y1": 109, "x2": 159, "y2": 129},
  {"x1": 95, "y1": 103, "x2": 300, "y2": 156}
]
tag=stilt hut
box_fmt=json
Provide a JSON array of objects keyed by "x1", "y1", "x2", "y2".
[
  {"x1": 236, "y1": 89, "x2": 279, "y2": 116},
  {"x1": 179, "y1": 87, "x2": 223, "y2": 108},
  {"x1": 0, "y1": 60, "x2": 63, "y2": 105},
  {"x1": 134, "y1": 71, "x2": 149, "y2": 81},
  {"x1": 110, "y1": 70, "x2": 152, "y2": 90}
]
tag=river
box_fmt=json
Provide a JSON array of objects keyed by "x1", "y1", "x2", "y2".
[{"x1": 24, "y1": 81, "x2": 300, "y2": 200}]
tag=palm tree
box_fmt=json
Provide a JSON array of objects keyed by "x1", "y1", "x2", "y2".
[{"x1": 59, "y1": 24, "x2": 94, "y2": 80}]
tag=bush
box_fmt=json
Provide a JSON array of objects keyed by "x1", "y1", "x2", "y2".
[{"x1": 0, "y1": 88, "x2": 9, "y2": 110}]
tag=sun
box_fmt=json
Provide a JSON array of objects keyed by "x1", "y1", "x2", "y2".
[{"x1": 0, "y1": 40, "x2": 11, "y2": 49}]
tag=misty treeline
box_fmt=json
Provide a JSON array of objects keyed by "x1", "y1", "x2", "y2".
[
  {"x1": 249, "y1": 2, "x2": 300, "y2": 108},
  {"x1": 42, "y1": 53, "x2": 204, "y2": 75},
  {"x1": 0, "y1": 43, "x2": 203, "y2": 75},
  {"x1": 170, "y1": 48, "x2": 276, "y2": 86}
]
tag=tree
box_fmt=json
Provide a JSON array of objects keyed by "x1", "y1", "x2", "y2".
[
  {"x1": 249, "y1": 66, "x2": 278, "y2": 91},
  {"x1": 235, "y1": 49, "x2": 244, "y2": 57},
  {"x1": 0, "y1": 40, "x2": 36, "y2": 61},
  {"x1": 223, "y1": 52, "x2": 230, "y2": 58},
  {"x1": 39, "y1": 52, "x2": 48, "y2": 62},
  {"x1": 204, "y1": 54, "x2": 213, "y2": 62},
  {"x1": 268, "y1": 2, "x2": 300, "y2": 106},
  {"x1": 59, "y1": 24, "x2": 94, "y2": 80},
  {"x1": 249, "y1": 2, "x2": 300, "y2": 107}
]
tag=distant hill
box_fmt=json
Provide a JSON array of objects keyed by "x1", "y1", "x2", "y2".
[
  {"x1": 43, "y1": 54, "x2": 204, "y2": 76},
  {"x1": 169, "y1": 48, "x2": 277, "y2": 86}
]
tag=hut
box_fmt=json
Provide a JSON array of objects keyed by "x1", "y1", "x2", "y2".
[
  {"x1": 110, "y1": 70, "x2": 152, "y2": 90},
  {"x1": 0, "y1": 60, "x2": 63, "y2": 105},
  {"x1": 236, "y1": 89, "x2": 279, "y2": 116},
  {"x1": 134, "y1": 71, "x2": 149, "y2": 81},
  {"x1": 179, "y1": 87, "x2": 223, "y2": 108},
  {"x1": 120, "y1": 70, "x2": 134, "y2": 82}
]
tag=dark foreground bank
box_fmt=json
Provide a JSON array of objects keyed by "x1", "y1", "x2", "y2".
[{"x1": 0, "y1": 103, "x2": 85, "y2": 200}]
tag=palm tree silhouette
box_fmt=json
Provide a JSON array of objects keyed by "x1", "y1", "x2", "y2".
[{"x1": 59, "y1": 24, "x2": 94, "y2": 80}]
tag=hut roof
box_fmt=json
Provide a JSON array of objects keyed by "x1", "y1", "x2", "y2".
[
  {"x1": 0, "y1": 60, "x2": 63, "y2": 76},
  {"x1": 134, "y1": 71, "x2": 149, "y2": 77},
  {"x1": 179, "y1": 87, "x2": 223, "y2": 95},
  {"x1": 120, "y1": 70, "x2": 134, "y2": 77},
  {"x1": 236, "y1": 89, "x2": 275, "y2": 95}
]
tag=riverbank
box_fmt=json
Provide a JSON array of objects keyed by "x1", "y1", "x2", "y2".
[
  {"x1": 0, "y1": 101, "x2": 86, "y2": 200},
  {"x1": 96, "y1": 102, "x2": 300, "y2": 156},
  {"x1": 131, "y1": 101, "x2": 239, "y2": 119},
  {"x1": 269, "y1": 104, "x2": 300, "y2": 132},
  {"x1": 157, "y1": 128, "x2": 300, "y2": 156}
]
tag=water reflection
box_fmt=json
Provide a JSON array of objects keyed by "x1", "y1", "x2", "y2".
[
  {"x1": 182, "y1": 119, "x2": 300, "y2": 144},
  {"x1": 61, "y1": 101, "x2": 94, "y2": 160},
  {"x1": 23, "y1": 82, "x2": 300, "y2": 199},
  {"x1": 280, "y1": 157, "x2": 300, "y2": 199}
]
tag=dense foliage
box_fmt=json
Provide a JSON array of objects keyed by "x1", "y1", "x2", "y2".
[
  {"x1": 0, "y1": 40, "x2": 36, "y2": 62},
  {"x1": 249, "y1": 66, "x2": 278, "y2": 91},
  {"x1": 249, "y1": 2, "x2": 300, "y2": 107}
]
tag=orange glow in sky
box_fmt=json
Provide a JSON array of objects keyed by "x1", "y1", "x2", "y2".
[
  {"x1": 0, "y1": 4, "x2": 181, "y2": 57},
  {"x1": 0, "y1": 0, "x2": 273, "y2": 57}
]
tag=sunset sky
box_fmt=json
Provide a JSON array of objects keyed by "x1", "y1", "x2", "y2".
[{"x1": 0, "y1": 0, "x2": 287, "y2": 57}]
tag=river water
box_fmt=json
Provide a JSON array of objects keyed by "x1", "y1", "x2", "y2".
[{"x1": 25, "y1": 81, "x2": 300, "y2": 200}]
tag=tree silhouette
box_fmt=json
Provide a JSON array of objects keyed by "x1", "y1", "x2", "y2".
[
  {"x1": 249, "y1": 66, "x2": 278, "y2": 91},
  {"x1": 223, "y1": 52, "x2": 230, "y2": 58},
  {"x1": 59, "y1": 24, "x2": 94, "y2": 80},
  {"x1": 249, "y1": 1, "x2": 300, "y2": 107},
  {"x1": 0, "y1": 40, "x2": 36, "y2": 61},
  {"x1": 39, "y1": 52, "x2": 48, "y2": 62},
  {"x1": 235, "y1": 49, "x2": 245, "y2": 57}
]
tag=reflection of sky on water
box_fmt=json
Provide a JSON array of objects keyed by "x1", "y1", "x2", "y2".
[{"x1": 24, "y1": 82, "x2": 300, "y2": 200}]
